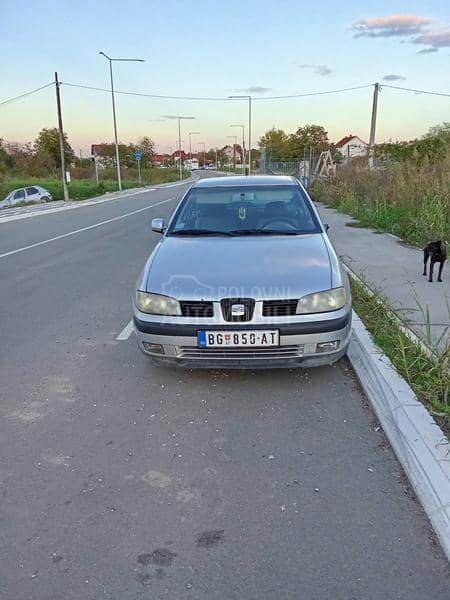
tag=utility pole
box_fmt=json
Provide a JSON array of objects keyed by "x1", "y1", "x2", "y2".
[
  {"x1": 54, "y1": 72, "x2": 69, "y2": 201},
  {"x1": 178, "y1": 118, "x2": 182, "y2": 180},
  {"x1": 369, "y1": 82, "x2": 379, "y2": 168}
]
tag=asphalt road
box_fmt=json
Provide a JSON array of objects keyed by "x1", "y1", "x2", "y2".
[{"x1": 0, "y1": 174, "x2": 448, "y2": 599}]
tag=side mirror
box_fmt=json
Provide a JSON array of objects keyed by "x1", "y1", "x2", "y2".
[
  {"x1": 324, "y1": 223, "x2": 330, "y2": 232},
  {"x1": 151, "y1": 218, "x2": 166, "y2": 233}
]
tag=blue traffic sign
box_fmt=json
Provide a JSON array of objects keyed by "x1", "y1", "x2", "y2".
[{"x1": 134, "y1": 149, "x2": 143, "y2": 161}]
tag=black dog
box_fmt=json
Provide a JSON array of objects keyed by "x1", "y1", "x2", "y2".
[{"x1": 423, "y1": 241, "x2": 447, "y2": 282}]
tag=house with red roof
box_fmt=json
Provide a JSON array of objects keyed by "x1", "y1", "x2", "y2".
[{"x1": 334, "y1": 135, "x2": 368, "y2": 159}]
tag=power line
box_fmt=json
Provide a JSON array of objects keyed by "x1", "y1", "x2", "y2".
[
  {"x1": 0, "y1": 82, "x2": 54, "y2": 107},
  {"x1": 61, "y1": 82, "x2": 234, "y2": 102},
  {"x1": 61, "y1": 81, "x2": 373, "y2": 102},
  {"x1": 1, "y1": 81, "x2": 449, "y2": 110},
  {"x1": 382, "y1": 84, "x2": 450, "y2": 98},
  {"x1": 255, "y1": 84, "x2": 373, "y2": 100}
]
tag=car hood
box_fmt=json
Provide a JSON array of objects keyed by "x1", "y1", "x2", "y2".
[{"x1": 143, "y1": 234, "x2": 335, "y2": 301}]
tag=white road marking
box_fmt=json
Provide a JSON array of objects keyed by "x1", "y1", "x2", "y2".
[
  {"x1": 0, "y1": 197, "x2": 175, "y2": 260},
  {"x1": 116, "y1": 319, "x2": 134, "y2": 341}
]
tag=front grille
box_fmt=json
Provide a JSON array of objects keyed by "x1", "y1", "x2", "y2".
[
  {"x1": 177, "y1": 345, "x2": 304, "y2": 360},
  {"x1": 262, "y1": 299, "x2": 298, "y2": 317},
  {"x1": 221, "y1": 298, "x2": 255, "y2": 322},
  {"x1": 180, "y1": 301, "x2": 214, "y2": 318}
]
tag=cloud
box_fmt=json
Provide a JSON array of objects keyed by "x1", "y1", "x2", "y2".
[
  {"x1": 412, "y1": 27, "x2": 450, "y2": 49},
  {"x1": 351, "y1": 14, "x2": 431, "y2": 38},
  {"x1": 417, "y1": 47, "x2": 438, "y2": 53},
  {"x1": 298, "y1": 64, "x2": 332, "y2": 76},
  {"x1": 382, "y1": 74, "x2": 406, "y2": 81},
  {"x1": 234, "y1": 86, "x2": 272, "y2": 94}
]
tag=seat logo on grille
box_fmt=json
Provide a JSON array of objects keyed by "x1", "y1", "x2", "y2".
[{"x1": 231, "y1": 304, "x2": 246, "y2": 316}]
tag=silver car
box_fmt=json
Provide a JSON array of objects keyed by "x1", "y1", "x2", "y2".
[
  {"x1": 0, "y1": 185, "x2": 52, "y2": 208},
  {"x1": 133, "y1": 175, "x2": 351, "y2": 368}
]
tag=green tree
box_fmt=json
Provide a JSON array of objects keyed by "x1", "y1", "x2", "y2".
[
  {"x1": 286, "y1": 124, "x2": 330, "y2": 159},
  {"x1": 0, "y1": 138, "x2": 14, "y2": 177},
  {"x1": 258, "y1": 128, "x2": 288, "y2": 160},
  {"x1": 137, "y1": 136, "x2": 155, "y2": 168},
  {"x1": 34, "y1": 127, "x2": 74, "y2": 169},
  {"x1": 424, "y1": 122, "x2": 450, "y2": 141}
]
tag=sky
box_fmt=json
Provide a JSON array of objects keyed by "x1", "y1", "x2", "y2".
[{"x1": 1, "y1": 0, "x2": 449, "y2": 155}]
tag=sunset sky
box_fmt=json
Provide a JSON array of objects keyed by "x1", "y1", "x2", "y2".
[{"x1": 1, "y1": 0, "x2": 449, "y2": 155}]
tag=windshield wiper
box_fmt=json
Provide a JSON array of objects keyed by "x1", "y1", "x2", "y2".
[
  {"x1": 170, "y1": 229, "x2": 232, "y2": 236},
  {"x1": 229, "y1": 229, "x2": 301, "y2": 236}
]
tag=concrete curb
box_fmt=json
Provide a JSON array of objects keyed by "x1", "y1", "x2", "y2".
[{"x1": 348, "y1": 312, "x2": 450, "y2": 561}]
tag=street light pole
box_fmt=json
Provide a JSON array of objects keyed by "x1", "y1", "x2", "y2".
[
  {"x1": 229, "y1": 95, "x2": 252, "y2": 175},
  {"x1": 230, "y1": 124, "x2": 245, "y2": 173},
  {"x1": 162, "y1": 116, "x2": 195, "y2": 179},
  {"x1": 99, "y1": 51, "x2": 144, "y2": 191},
  {"x1": 198, "y1": 142, "x2": 206, "y2": 167},
  {"x1": 227, "y1": 134, "x2": 237, "y2": 171},
  {"x1": 189, "y1": 131, "x2": 200, "y2": 160}
]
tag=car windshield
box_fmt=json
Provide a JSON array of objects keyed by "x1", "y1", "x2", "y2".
[{"x1": 167, "y1": 185, "x2": 321, "y2": 236}]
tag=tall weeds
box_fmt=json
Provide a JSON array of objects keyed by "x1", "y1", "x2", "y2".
[{"x1": 311, "y1": 154, "x2": 450, "y2": 246}]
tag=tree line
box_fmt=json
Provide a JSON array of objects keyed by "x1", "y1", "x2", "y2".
[{"x1": 0, "y1": 129, "x2": 156, "y2": 178}]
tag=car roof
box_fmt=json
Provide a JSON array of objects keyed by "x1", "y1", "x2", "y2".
[{"x1": 192, "y1": 175, "x2": 298, "y2": 188}]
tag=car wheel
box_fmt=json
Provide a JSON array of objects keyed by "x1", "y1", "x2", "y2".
[{"x1": 41, "y1": 196, "x2": 50, "y2": 203}]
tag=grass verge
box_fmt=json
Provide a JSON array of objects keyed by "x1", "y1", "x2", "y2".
[
  {"x1": 0, "y1": 168, "x2": 189, "y2": 204},
  {"x1": 350, "y1": 276, "x2": 449, "y2": 435}
]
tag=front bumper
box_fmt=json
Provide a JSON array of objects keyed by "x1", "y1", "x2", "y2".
[{"x1": 133, "y1": 310, "x2": 352, "y2": 369}]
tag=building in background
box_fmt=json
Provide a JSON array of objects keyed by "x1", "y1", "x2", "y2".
[{"x1": 334, "y1": 135, "x2": 368, "y2": 159}]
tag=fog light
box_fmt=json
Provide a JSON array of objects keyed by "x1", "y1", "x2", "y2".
[
  {"x1": 316, "y1": 341, "x2": 340, "y2": 353},
  {"x1": 142, "y1": 342, "x2": 164, "y2": 354}
]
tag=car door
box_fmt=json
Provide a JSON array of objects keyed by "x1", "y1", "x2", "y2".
[
  {"x1": 25, "y1": 187, "x2": 41, "y2": 202},
  {"x1": 11, "y1": 189, "x2": 26, "y2": 206}
]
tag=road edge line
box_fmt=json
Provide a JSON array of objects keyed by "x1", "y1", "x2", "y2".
[{"x1": 347, "y1": 311, "x2": 450, "y2": 561}]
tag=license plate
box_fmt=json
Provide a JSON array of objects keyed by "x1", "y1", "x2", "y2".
[{"x1": 197, "y1": 330, "x2": 279, "y2": 348}]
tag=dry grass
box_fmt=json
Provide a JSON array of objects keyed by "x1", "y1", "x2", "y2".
[{"x1": 311, "y1": 155, "x2": 450, "y2": 246}]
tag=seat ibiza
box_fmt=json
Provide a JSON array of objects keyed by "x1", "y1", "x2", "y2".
[{"x1": 133, "y1": 175, "x2": 351, "y2": 368}]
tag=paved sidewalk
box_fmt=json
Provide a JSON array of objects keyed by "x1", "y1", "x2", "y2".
[{"x1": 316, "y1": 202, "x2": 450, "y2": 352}]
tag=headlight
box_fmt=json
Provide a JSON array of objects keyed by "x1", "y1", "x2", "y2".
[
  {"x1": 296, "y1": 287, "x2": 346, "y2": 314},
  {"x1": 135, "y1": 291, "x2": 181, "y2": 316}
]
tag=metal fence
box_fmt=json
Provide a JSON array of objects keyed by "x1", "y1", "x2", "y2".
[{"x1": 259, "y1": 149, "x2": 315, "y2": 189}]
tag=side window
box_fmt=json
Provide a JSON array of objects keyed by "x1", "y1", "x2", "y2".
[
  {"x1": 26, "y1": 187, "x2": 39, "y2": 195},
  {"x1": 13, "y1": 189, "x2": 26, "y2": 200}
]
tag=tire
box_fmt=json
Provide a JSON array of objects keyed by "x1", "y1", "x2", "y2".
[{"x1": 40, "y1": 196, "x2": 50, "y2": 203}]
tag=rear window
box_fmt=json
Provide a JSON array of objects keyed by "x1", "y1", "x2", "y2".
[
  {"x1": 168, "y1": 185, "x2": 321, "y2": 235},
  {"x1": 13, "y1": 189, "x2": 26, "y2": 200}
]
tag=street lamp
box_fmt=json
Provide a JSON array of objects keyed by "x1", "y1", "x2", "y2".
[
  {"x1": 229, "y1": 95, "x2": 252, "y2": 175},
  {"x1": 227, "y1": 134, "x2": 237, "y2": 171},
  {"x1": 99, "y1": 51, "x2": 145, "y2": 191},
  {"x1": 162, "y1": 115, "x2": 195, "y2": 179},
  {"x1": 198, "y1": 142, "x2": 206, "y2": 167},
  {"x1": 229, "y1": 123, "x2": 245, "y2": 173},
  {"x1": 188, "y1": 131, "x2": 200, "y2": 160}
]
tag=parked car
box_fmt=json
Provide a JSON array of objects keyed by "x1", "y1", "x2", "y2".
[
  {"x1": 133, "y1": 175, "x2": 351, "y2": 368},
  {"x1": 0, "y1": 186, "x2": 52, "y2": 209}
]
